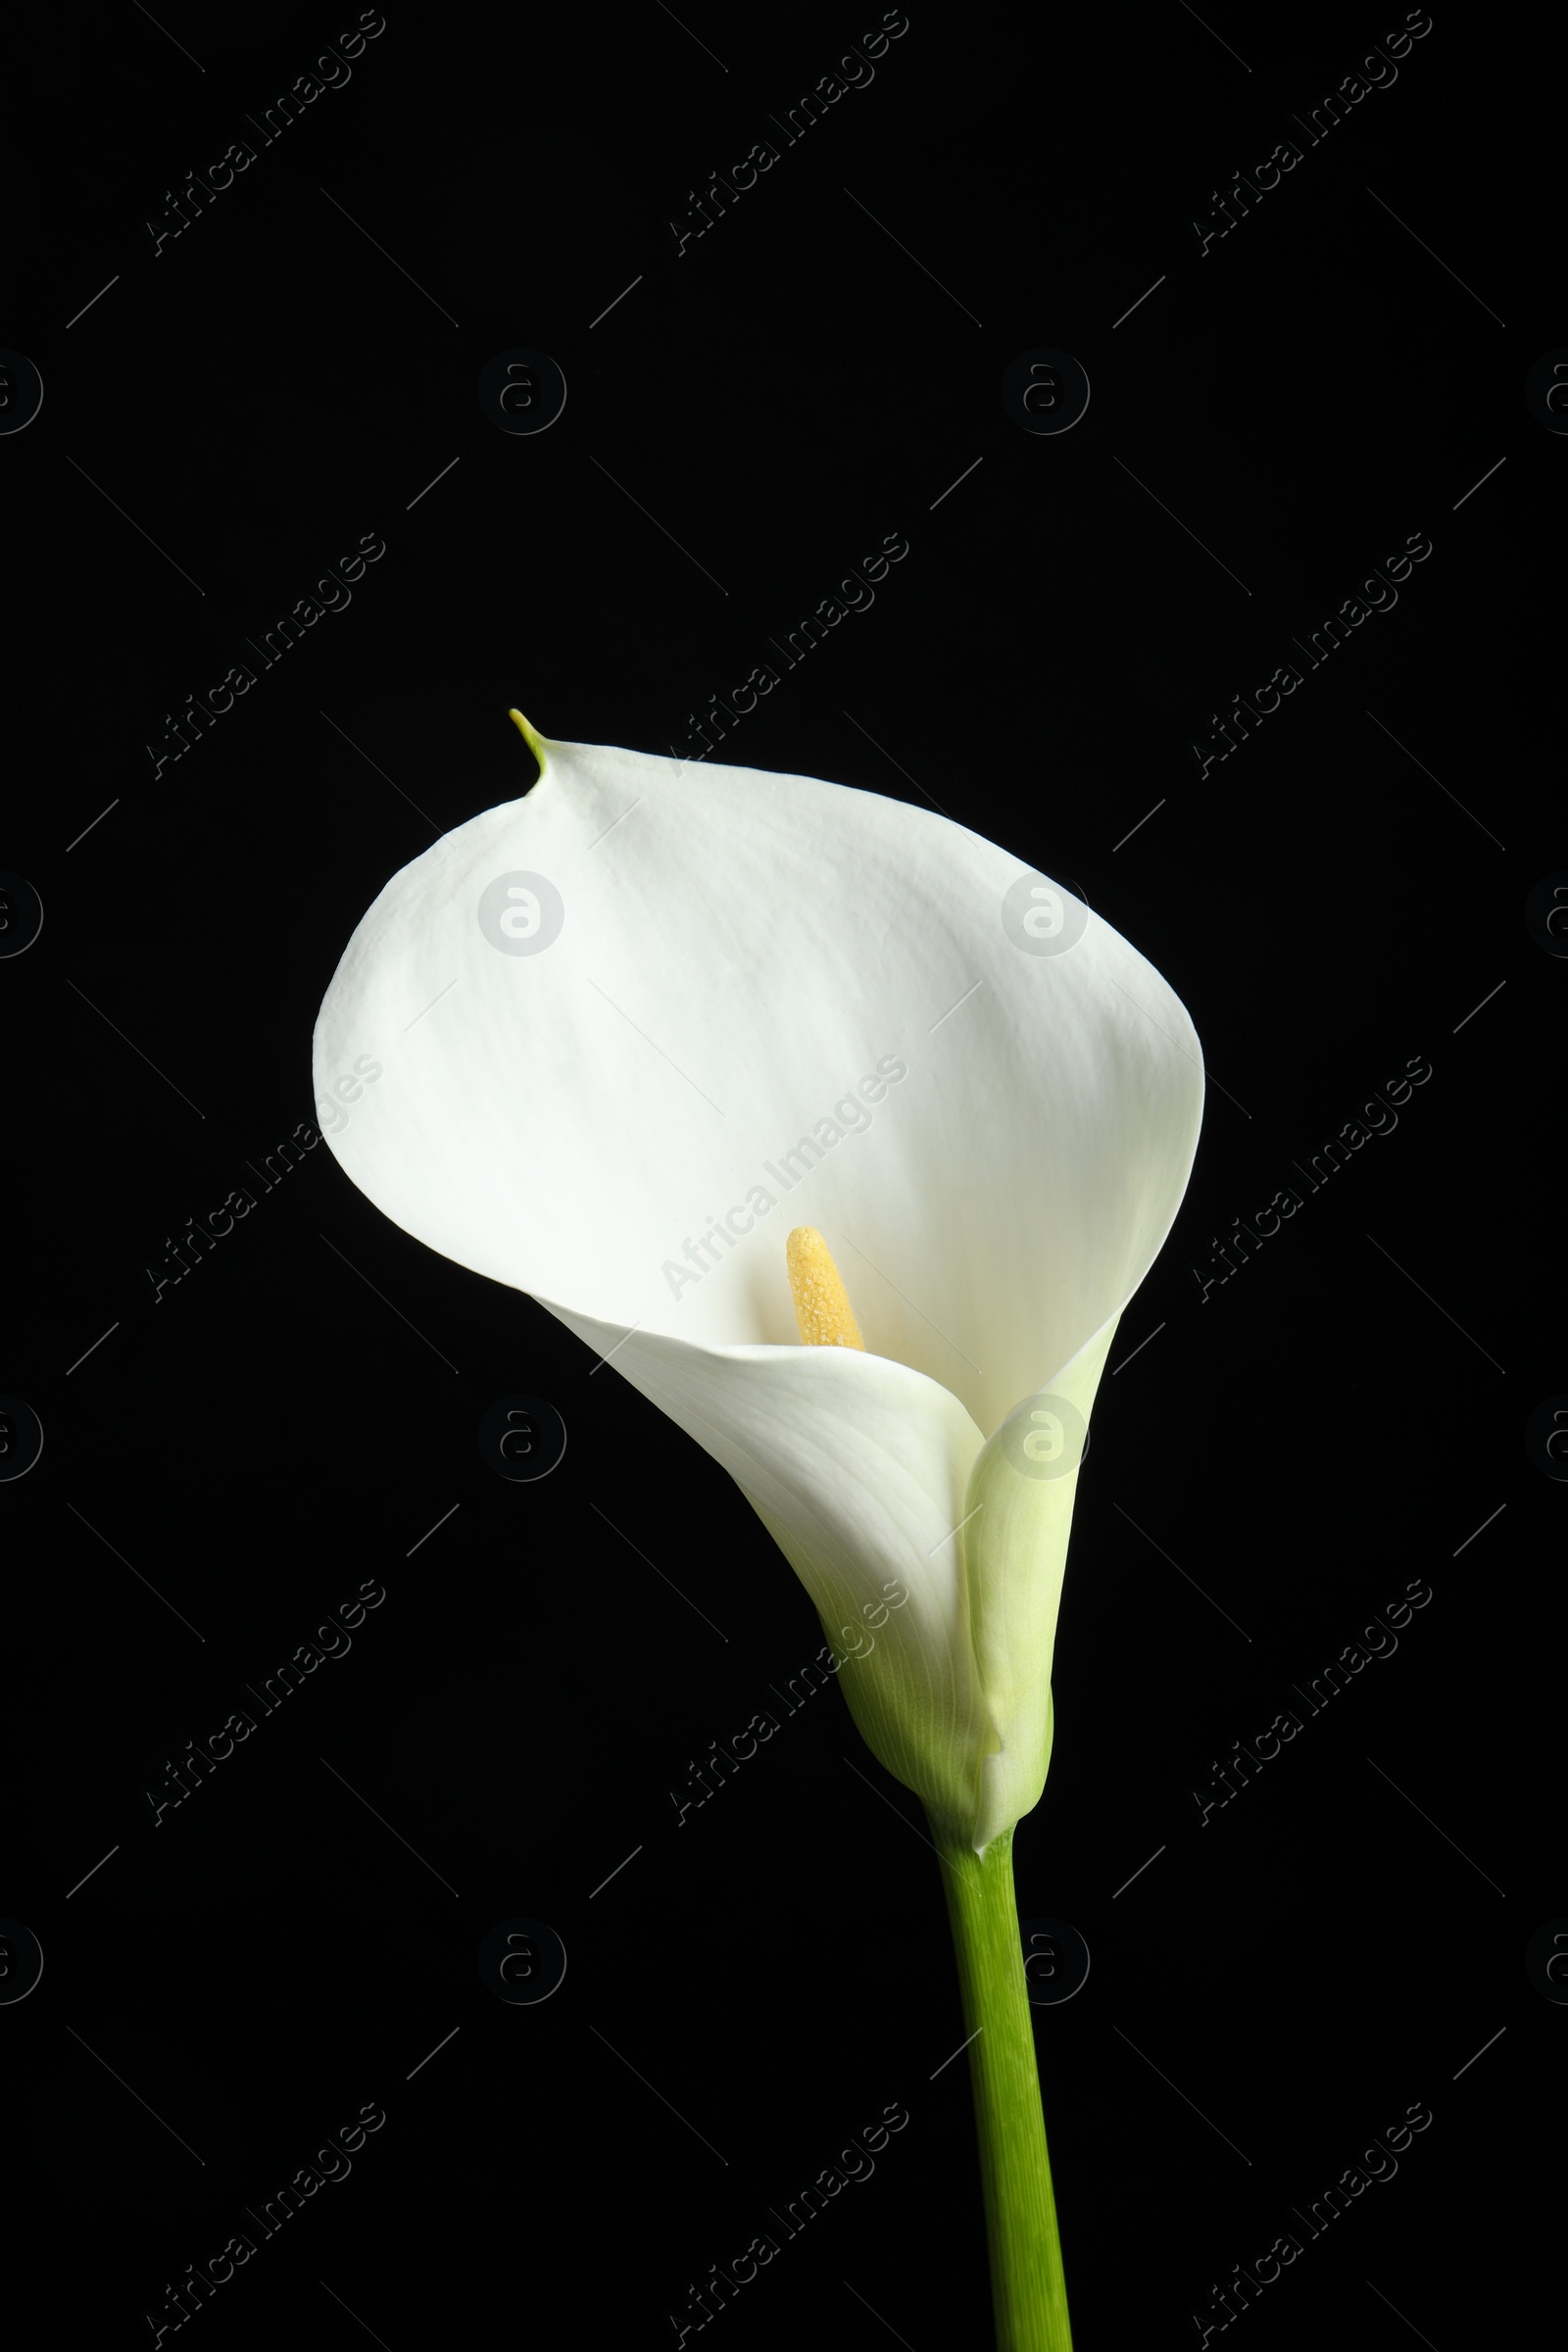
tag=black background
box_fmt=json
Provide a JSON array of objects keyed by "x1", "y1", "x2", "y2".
[{"x1": 2, "y1": 3, "x2": 1555, "y2": 2346}]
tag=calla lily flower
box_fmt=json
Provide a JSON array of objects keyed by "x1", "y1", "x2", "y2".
[
  {"x1": 312, "y1": 715, "x2": 1203, "y2": 2350},
  {"x1": 314, "y1": 717, "x2": 1201, "y2": 1850}
]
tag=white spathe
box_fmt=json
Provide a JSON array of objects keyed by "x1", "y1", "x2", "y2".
[{"x1": 313, "y1": 722, "x2": 1203, "y2": 1850}]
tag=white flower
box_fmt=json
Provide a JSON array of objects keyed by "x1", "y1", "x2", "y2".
[{"x1": 313, "y1": 717, "x2": 1203, "y2": 1852}]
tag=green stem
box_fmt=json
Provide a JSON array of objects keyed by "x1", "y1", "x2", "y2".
[{"x1": 932, "y1": 1827, "x2": 1072, "y2": 2351}]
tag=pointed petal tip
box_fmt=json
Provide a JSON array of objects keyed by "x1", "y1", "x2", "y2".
[{"x1": 507, "y1": 709, "x2": 549, "y2": 775}]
